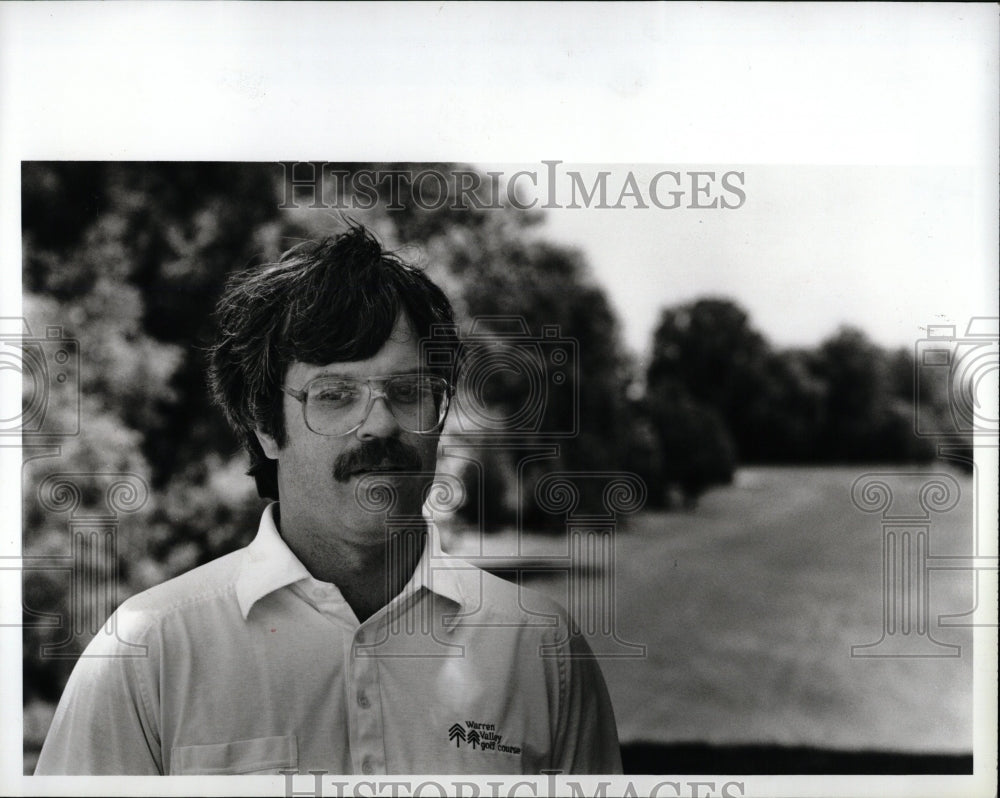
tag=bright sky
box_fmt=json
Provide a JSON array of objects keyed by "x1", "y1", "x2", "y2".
[
  {"x1": 517, "y1": 164, "x2": 994, "y2": 358},
  {"x1": 2, "y1": 4, "x2": 995, "y2": 363}
]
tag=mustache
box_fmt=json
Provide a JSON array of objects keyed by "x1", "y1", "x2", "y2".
[{"x1": 333, "y1": 437, "x2": 424, "y2": 483}]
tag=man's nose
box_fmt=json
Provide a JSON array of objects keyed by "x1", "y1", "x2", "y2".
[{"x1": 356, "y1": 395, "x2": 402, "y2": 439}]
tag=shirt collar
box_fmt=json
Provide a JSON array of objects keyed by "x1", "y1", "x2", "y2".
[
  {"x1": 236, "y1": 502, "x2": 469, "y2": 619},
  {"x1": 399, "y1": 525, "x2": 468, "y2": 612},
  {"x1": 235, "y1": 503, "x2": 311, "y2": 619}
]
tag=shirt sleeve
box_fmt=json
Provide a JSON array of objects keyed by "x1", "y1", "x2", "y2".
[
  {"x1": 34, "y1": 607, "x2": 163, "y2": 775},
  {"x1": 549, "y1": 619, "x2": 624, "y2": 775}
]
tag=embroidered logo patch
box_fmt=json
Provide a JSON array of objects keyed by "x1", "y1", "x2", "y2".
[{"x1": 447, "y1": 721, "x2": 522, "y2": 755}]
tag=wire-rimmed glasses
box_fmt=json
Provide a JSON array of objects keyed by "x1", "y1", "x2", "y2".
[{"x1": 282, "y1": 374, "x2": 452, "y2": 436}]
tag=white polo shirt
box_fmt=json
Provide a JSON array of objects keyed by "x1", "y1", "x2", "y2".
[{"x1": 35, "y1": 503, "x2": 622, "y2": 775}]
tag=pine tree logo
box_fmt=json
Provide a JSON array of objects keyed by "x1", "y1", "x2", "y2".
[
  {"x1": 448, "y1": 723, "x2": 466, "y2": 747},
  {"x1": 467, "y1": 729, "x2": 481, "y2": 750}
]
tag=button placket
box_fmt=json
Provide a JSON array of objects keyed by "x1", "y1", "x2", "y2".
[{"x1": 350, "y1": 621, "x2": 385, "y2": 775}]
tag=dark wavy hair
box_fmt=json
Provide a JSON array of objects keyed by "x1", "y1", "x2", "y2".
[{"x1": 208, "y1": 223, "x2": 458, "y2": 500}]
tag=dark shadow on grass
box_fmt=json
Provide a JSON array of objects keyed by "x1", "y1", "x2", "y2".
[{"x1": 620, "y1": 741, "x2": 972, "y2": 775}]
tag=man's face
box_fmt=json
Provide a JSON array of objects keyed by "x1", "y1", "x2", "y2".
[{"x1": 256, "y1": 314, "x2": 442, "y2": 545}]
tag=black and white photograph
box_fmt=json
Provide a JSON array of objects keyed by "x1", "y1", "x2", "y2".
[{"x1": 1, "y1": 5, "x2": 997, "y2": 798}]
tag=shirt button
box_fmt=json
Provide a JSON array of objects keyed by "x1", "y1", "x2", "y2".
[
  {"x1": 356, "y1": 630, "x2": 366, "y2": 644},
  {"x1": 361, "y1": 759, "x2": 374, "y2": 775},
  {"x1": 357, "y1": 691, "x2": 370, "y2": 708}
]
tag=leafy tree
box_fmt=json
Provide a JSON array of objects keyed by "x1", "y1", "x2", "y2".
[
  {"x1": 647, "y1": 298, "x2": 773, "y2": 461},
  {"x1": 812, "y1": 327, "x2": 937, "y2": 463},
  {"x1": 22, "y1": 162, "x2": 298, "y2": 490},
  {"x1": 20, "y1": 164, "x2": 295, "y2": 738},
  {"x1": 641, "y1": 378, "x2": 735, "y2": 508},
  {"x1": 645, "y1": 302, "x2": 941, "y2": 477}
]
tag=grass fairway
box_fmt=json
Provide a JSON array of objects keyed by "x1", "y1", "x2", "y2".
[{"x1": 463, "y1": 465, "x2": 976, "y2": 755}]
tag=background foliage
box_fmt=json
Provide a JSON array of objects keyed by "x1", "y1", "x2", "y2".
[{"x1": 20, "y1": 162, "x2": 963, "y2": 752}]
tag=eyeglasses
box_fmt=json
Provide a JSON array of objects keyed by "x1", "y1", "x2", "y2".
[{"x1": 283, "y1": 374, "x2": 452, "y2": 436}]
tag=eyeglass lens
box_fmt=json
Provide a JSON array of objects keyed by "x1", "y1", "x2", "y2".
[{"x1": 304, "y1": 375, "x2": 447, "y2": 434}]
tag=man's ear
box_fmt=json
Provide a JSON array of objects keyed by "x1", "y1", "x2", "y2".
[{"x1": 255, "y1": 427, "x2": 281, "y2": 460}]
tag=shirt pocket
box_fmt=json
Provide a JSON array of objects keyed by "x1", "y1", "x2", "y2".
[{"x1": 170, "y1": 734, "x2": 298, "y2": 775}]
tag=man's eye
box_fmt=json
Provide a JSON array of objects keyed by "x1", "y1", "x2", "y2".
[
  {"x1": 313, "y1": 383, "x2": 359, "y2": 404},
  {"x1": 389, "y1": 378, "x2": 427, "y2": 403},
  {"x1": 389, "y1": 382, "x2": 418, "y2": 403}
]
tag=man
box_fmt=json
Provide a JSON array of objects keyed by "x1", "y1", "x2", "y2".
[{"x1": 35, "y1": 224, "x2": 622, "y2": 775}]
